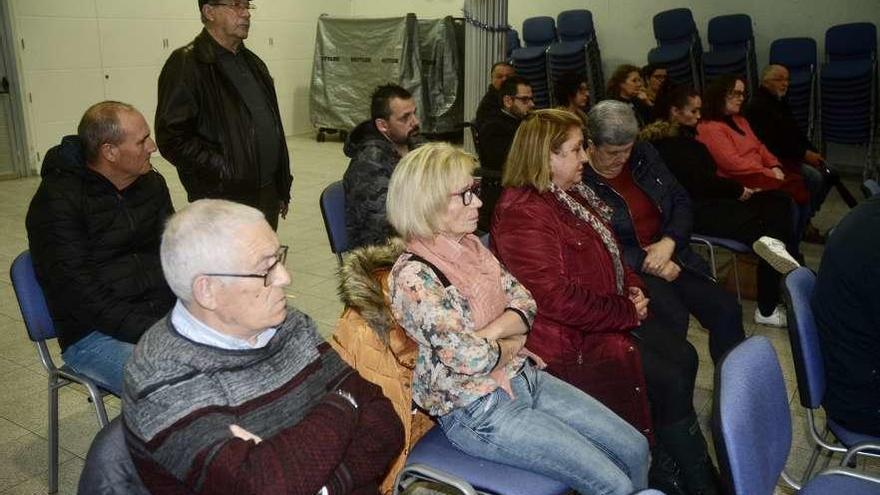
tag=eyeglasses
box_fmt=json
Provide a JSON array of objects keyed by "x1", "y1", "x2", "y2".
[
  {"x1": 513, "y1": 95, "x2": 535, "y2": 103},
  {"x1": 209, "y1": 1, "x2": 256, "y2": 11},
  {"x1": 204, "y1": 245, "x2": 288, "y2": 287},
  {"x1": 451, "y1": 181, "x2": 481, "y2": 206},
  {"x1": 727, "y1": 90, "x2": 746, "y2": 99}
]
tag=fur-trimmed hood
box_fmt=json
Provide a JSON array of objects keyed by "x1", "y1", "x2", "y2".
[
  {"x1": 337, "y1": 239, "x2": 406, "y2": 344},
  {"x1": 638, "y1": 120, "x2": 681, "y2": 142}
]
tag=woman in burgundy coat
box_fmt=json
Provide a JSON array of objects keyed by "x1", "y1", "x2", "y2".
[{"x1": 492, "y1": 109, "x2": 717, "y2": 495}]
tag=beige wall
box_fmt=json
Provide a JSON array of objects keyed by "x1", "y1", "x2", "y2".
[{"x1": 9, "y1": 0, "x2": 349, "y2": 172}]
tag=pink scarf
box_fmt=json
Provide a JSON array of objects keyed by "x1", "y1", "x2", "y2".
[{"x1": 406, "y1": 234, "x2": 507, "y2": 329}]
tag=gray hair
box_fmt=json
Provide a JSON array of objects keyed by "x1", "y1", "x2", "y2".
[
  {"x1": 761, "y1": 64, "x2": 788, "y2": 82},
  {"x1": 77, "y1": 101, "x2": 136, "y2": 164},
  {"x1": 587, "y1": 100, "x2": 639, "y2": 146},
  {"x1": 161, "y1": 199, "x2": 267, "y2": 302}
]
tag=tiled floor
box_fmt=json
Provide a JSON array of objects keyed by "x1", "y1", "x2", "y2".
[{"x1": 0, "y1": 134, "x2": 875, "y2": 494}]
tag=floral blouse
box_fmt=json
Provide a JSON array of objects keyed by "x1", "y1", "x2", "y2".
[{"x1": 389, "y1": 252, "x2": 537, "y2": 416}]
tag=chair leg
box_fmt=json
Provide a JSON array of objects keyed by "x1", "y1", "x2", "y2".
[
  {"x1": 48, "y1": 378, "x2": 60, "y2": 494},
  {"x1": 732, "y1": 254, "x2": 742, "y2": 303},
  {"x1": 84, "y1": 384, "x2": 110, "y2": 427}
]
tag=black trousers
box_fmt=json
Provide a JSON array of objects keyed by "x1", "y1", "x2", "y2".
[
  {"x1": 632, "y1": 315, "x2": 699, "y2": 427},
  {"x1": 692, "y1": 190, "x2": 794, "y2": 315},
  {"x1": 236, "y1": 183, "x2": 281, "y2": 231},
  {"x1": 643, "y1": 269, "x2": 745, "y2": 364}
]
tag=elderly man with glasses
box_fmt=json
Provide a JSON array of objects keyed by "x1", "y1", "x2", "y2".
[
  {"x1": 156, "y1": 0, "x2": 293, "y2": 231},
  {"x1": 123, "y1": 199, "x2": 404, "y2": 494}
]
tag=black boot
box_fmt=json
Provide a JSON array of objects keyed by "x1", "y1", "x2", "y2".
[
  {"x1": 656, "y1": 414, "x2": 722, "y2": 495},
  {"x1": 648, "y1": 444, "x2": 688, "y2": 495}
]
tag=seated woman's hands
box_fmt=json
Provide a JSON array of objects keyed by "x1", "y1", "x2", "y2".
[
  {"x1": 518, "y1": 347, "x2": 547, "y2": 369},
  {"x1": 642, "y1": 237, "x2": 676, "y2": 274},
  {"x1": 770, "y1": 167, "x2": 785, "y2": 180},
  {"x1": 627, "y1": 287, "x2": 650, "y2": 321}
]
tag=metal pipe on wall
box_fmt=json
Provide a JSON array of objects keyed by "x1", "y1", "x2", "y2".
[{"x1": 462, "y1": 0, "x2": 507, "y2": 152}]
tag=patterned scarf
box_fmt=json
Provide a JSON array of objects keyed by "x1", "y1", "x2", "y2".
[
  {"x1": 406, "y1": 234, "x2": 507, "y2": 329},
  {"x1": 549, "y1": 182, "x2": 625, "y2": 294}
]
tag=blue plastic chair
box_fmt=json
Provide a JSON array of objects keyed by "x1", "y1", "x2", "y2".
[
  {"x1": 782, "y1": 268, "x2": 880, "y2": 479},
  {"x1": 9, "y1": 251, "x2": 112, "y2": 494},
  {"x1": 689, "y1": 234, "x2": 750, "y2": 302},
  {"x1": 702, "y1": 14, "x2": 757, "y2": 91},
  {"x1": 319, "y1": 180, "x2": 349, "y2": 265},
  {"x1": 769, "y1": 38, "x2": 818, "y2": 137},
  {"x1": 649, "y1": 8, "x2": 703, "y2": 89},
  {"x1": 713, "y1": 336, "x2": 880, "y2": 494},
  {"x1": 395, "y1": 426, "x2": 570, "y2": 495}
]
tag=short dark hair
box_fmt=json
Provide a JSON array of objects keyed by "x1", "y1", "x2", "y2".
[
  {"x1": 370, "y1": 84, "x2": 413, "y2": 121},
  {"x1": 77, "y1": 101, "x2": 136, "y2": 164},
  {"x1": 554, "y1": 72, "x2": 589, "y2": 107},
  {"x1": 499, "y1": 76, "x2": 530, "y2": 100},
  {"x1": 654, "y1": 82, "x2": 700, "y2": 121},
  {"x1": 605, "y1": 64, "x2": 641, "y2": 99},
  {"x1": 702, "y1": 74, "x2": 745, "y2": 121},
  {"x1": 491, "y1": 61, "x2": 513, "y2": 75}
]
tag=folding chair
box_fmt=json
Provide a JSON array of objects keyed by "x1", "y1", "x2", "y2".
[
  {"x1": 319, "y1": 180, "x2": 350, "y2": 265},
  {"x1": 782, "y1": 268, "x2": 880, "y2": 480},
  {"x1": 9, "y1": 251, "x2": 113, "y2": 494},
  {"x1": 713, "y1": 336, "x2": 880, "y2": 494}
]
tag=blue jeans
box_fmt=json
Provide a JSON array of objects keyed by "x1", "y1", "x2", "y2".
[
  {"x1": 61, "y1": 331, "x2": 134, "y2": 396},
  {"x1": 437, "y1": 364, "x2": 649, "y2": 495}
]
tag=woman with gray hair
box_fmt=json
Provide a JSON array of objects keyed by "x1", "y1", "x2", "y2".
[
  {"x1": 583, "y1": 100, "x2": 741, "y2": 494},
  {"x1": 387, "y1": 142, "x2": 649, "y2": 494}
]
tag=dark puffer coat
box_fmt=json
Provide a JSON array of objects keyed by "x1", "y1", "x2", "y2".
[{"x1": 25, "y1": 136, "x2": 175, "y2": 350}]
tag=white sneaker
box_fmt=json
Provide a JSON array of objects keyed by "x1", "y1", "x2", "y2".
[
  {"x1": 754, "y1": 306, "x2": 787, "y2": 327},
  {"x1": 752, "y1": 236, "x2": 800, "y2": 274}
]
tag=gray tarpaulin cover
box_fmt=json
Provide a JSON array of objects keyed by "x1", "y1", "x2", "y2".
[{"x1": 310, "y1": 14, "x2": 463, "y2": 134}]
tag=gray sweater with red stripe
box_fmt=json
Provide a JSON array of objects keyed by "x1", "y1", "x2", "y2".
[{"x1": 122, "y1": 307, "x2": 403, "y2": 494}]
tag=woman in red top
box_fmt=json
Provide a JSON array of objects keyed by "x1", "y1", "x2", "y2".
[
  {"x1": 492, "y1": 109, "x2": 716, "y2": 495},
  {"x1": 696, "y1": 75, "x2": 812, "y2": 246}
]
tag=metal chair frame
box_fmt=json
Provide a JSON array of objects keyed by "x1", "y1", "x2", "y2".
[
  {"x1": 9, "y1": 251, "x2": 112, "y2": 494},
  {"x1": 689, "y1": 235, "x2": 750, "y2": 302}
]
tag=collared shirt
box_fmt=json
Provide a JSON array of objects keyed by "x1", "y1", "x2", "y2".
[{"x1": 171, "y1": 300, "x2": 276, "y2": 350}]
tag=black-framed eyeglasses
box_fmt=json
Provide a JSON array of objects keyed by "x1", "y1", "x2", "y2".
[
  {"x1": 204, "y1": 245, "x2": 287, "y2": 287},
  {"x1": 209, "y1": 1, "x2": 256, "y2": 11},
  {"x1": 727, "y1": 90, "x2": 746, "y2": 99},
  {"x1": 451, "y1": 180, "x2": 481, "y2": 206}
]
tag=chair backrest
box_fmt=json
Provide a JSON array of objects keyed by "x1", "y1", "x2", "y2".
[
  {"x1": 506, "y1": 29, "x2": 521, "y2": 60},
  {"x1": 557, "y1": 10, "x2": 595, "y2": 43},
  {"x1": 825, "y1": 22, "x2": 877, "y2": 61},
  {"x1": 78, "y1": 417, "x2": 150, "y2": 494},
  {"x1": 319, "y1": 181, "x2": 349, "y2": 257},
  {"x1": 713, "y1": 336, "x2": 791, "y2": 495},
  {"x1": 653, "y1": 8, "x2": 697, "y2": 46},
  {"x1": 707, "y1": 14, "x2": 753, "y2": 48},
  {"x1": 769, "y1": 37, "x2": 817, "y2": 71},
  {"x1": 863, "y1": 178, "x2": 880, "y2": 198},
  {"x1": 522, "y1": 16, "x2": 556, "y2": 48},
  {"x1": 782, "y1": 267, "x2": 825, "y2": 409},
  {"x1": 9, "y1": 251, "x2": 58, "y2": 343}
]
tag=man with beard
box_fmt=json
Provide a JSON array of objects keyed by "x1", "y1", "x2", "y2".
[
  {"x1": 476, "y1": 76, "x2": 535, "y2": 230},
  {"x1": 155, "y1": 0, "x2": 293, "y2": 230},
  {"x1": 343, "y1": 84, "x2": 425, "y2": 249},
  {"x1": 474, "y1": 61, "x2": 516, "y2": 129}
]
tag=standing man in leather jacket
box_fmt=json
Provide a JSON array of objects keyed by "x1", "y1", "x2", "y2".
[{"x1": 156, "y1": 0, "x2": 292, "y2": 230}]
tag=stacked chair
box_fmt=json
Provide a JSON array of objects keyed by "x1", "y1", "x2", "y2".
[
  {"x1": 506, "y1": 29, "x2": 521, "y2": 61},
  {"x1": 647, "y1": 8, "x2": 703, "y2": 90},
  {"x1": 770, "y1": 37, "x2": 819, "y2": 139},
  {"x1": 510, "y1": 16, "x2": 556, "y2": 108},
  {"x1": 547, "y1": 9, "x2": 605, "y2": 105},
  {"x1": 819, "y1": 22, "x2": 877, "y2": 171},
  {"x1": 701, "y1": 14, "x2": 758, "y2": 92}
]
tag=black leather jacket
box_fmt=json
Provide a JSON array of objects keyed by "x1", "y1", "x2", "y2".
[{"x1": 156, "y1": 29, "x2": 292, "y2": 203}]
